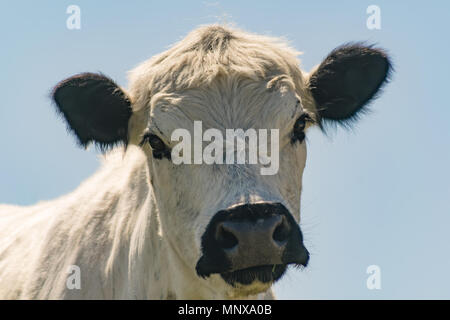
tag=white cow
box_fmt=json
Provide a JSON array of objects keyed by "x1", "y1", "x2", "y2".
[{"x1": 0, "y1": 25, "x2": 391, "y2": 299}]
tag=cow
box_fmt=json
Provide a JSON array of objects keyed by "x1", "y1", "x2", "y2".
[{"x1": 0, "y1": 25, "x2": 391, "y2": 299}]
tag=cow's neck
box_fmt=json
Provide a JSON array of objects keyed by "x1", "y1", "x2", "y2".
[
  {"x1": 81, "y1": 146, "x2": 165, "y2": 298},
  {"x1": 97, "y1": 146, "x2": 201, "y2": 299}
]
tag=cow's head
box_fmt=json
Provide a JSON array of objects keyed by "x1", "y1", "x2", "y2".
[{"x1": 52, "y1": 26, "x2": 391, "y2": 298}]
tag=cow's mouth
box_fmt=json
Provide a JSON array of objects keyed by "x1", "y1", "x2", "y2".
[
  {"x1": 196, "y1": 202, "x2": 310, "y2": 287},
  {"x1": 220, "y1": 264, "x2": 288, "y2": 286}
]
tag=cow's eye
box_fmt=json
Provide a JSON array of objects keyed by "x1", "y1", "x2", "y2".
[
  {"x1": 141, "y1": 133, "x2": 171, "y2": 159},
  {"x1": 291, "y1": 113, "x2": 311, "y2": 144}
]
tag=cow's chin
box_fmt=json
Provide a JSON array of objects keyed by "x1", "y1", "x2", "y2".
[{"x1": 220, "y1": 264, "x2": 287, "y2": 290}]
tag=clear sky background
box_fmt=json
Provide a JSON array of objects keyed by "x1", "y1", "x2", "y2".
[{"x1": 0, "y1": 1, "x2": 449, "y2": 299}]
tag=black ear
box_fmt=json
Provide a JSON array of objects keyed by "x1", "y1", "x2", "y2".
[
  {"x1": 52, "y1": 73, "x2": 132, "y2": 149},
  {"x1": 308, "y1": 43, "x2": 392, "y2": 126}
]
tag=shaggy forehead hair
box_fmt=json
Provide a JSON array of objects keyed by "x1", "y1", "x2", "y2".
[{"x1": 128, "y1": 25, "x2": 315, "y2": 114}]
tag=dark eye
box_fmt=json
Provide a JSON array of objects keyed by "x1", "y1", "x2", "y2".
[
  {"x1": 291, "y1": 113, "x2": 311, "y2": 144},
  {"x1": 141, "y1": 133, "x2": 171, "y2": 159}
]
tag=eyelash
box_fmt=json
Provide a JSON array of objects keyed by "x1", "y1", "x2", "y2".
[
  {"x1": 291, "y1": 113, "x2": 312, "y2": 144},
  {"x1": 141, "y1": 113, "x2": 311, "y2": 159},
  {"x1": 140, "y1": 133, "x2": 171, "y2": 160}
]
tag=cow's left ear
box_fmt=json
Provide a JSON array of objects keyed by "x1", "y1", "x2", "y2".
[
  {"x1": 308, "y1": 43, "x2": 392, "y2": 126},
  {"x1": 52, "y1": 72, "x2": 132, "y2": 149}
]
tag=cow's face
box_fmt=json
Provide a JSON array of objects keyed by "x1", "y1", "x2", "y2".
[
  {"x1": 135, "y1": 76, "x2": 312, "y2": 296},
  {"x1": 52, "y1": 26, "x2": 391, "y2": 297}
]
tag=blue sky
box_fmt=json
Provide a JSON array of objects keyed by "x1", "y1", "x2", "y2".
[{"x1": 1, "y1": 1, "x2": 449, "y2": 299}]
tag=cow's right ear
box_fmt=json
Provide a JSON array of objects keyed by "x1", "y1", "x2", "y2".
[
  {"x1": 52, "y1": 73, "x2": 132, "y2": 149},
  {"x1": 307, "y1": 43, "x2": 392, "y2": 127}
]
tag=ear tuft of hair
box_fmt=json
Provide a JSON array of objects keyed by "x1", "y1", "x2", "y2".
[
  {"x1": 52, "y1": 73, "x2": 132, "y2": 151},
  {"x1": 308, "y1": 42, "x2": 393, "y2": 131}
]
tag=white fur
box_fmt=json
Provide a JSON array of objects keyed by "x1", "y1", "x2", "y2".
[{"x1": 0, "y1": 25, "x2": 317, "y2": 299}]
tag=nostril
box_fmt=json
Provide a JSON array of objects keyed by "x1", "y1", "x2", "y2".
[
  {"x1": 272, "y1": 216, "x2": 290, "y2": 244},
  {"x1": 216, "y1": 224, "x2": 238, "y2": 249}
]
